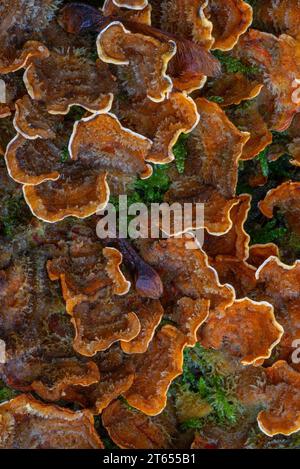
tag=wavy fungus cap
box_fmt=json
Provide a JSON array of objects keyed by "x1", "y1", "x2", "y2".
[
  {"x1": 102, "y1": 399, "x2": 174, "y2": 449},
  {"x1": 207, "y1": 73, "x2": 263, "y2": 108},
  {"x1": 23, "y1": 166, "x2": 109, "y2": 223},
  {"x1": 124, "y1": 325, "x2": 187, "y2": 415},
  {"x1": 164, "y1": 98, "x2": 249, "y2": 235},
  {"x1": 13, "y1": 95, "x2": 60, "y2": 140},
  {"x1": 255, "y1": 256, "x2": 300, "y2": 358},
  {"x1": 199, "y1": 298, "x2": 284, "y2": 366},
  {"x1": 103, "y1": 0, "x2": 151, "y2": 24},
  {"x1": 258, "y1": 361, "x2": 300, "y2": 437},
  {"x1": 0, "y1": 251, "x2": 101, "y2": 402},
  {"x1": 0, "y1": 0, "x2": 58, "y2": 74},
  {"x1": 112, "y1": 0, "x2": 148, "y2": 8},
  {"x1": 228, "y1": 101, "x2": 273, "y2": 161},
  {"x1": 259, "y1": 182, "x2": 300, "y2": 235},
  {"x1": 69, "y1": 112, "x2": 152, "y2": 180},
  {"x1": 233, "y1": 29, "x2": 300, "y2": 131},
  {"x1": 151, "y1": 0, "x2": 252, "y2": 51},
  {"x1": 136, "y1": 235, "x2": 235, "y2": 313},
  {"x1": 24, "y1": 50, "x2": 115, "y2": 115},
  {"x1": 253, "y1": 0, "x2": 300, "y2": 40},
  {"x1": 96, "y1": 21, "x2": 176, "y2": 102},
  {"x1": 115, "y1": 91, "x2": 199, "y2": 164},
  {"x1": 203, "y1": 194, "x2": 251, "y2": 261},
  {"x1": 0, "y1": 394, "x2": 103, "y2": 448}
]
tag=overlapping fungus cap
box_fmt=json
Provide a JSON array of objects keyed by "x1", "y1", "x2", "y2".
[
  {"x1": 203, "y1": 194, "x2": 251, "y2": 261},
  {"x1": 47, "y1": 226, "x2": 164, "y2": 357},
  {"x1": 151, "y1": 0, "x2": 252, "y2": 51},
  {"x1": 47, "y1": 227, "x2": 130, "y2": 298},
  {"x1": 0, "y1": 394, "x2": 103, "y2": 448},
  {"x1": 24, "y1": 49, "x2": 115, "y2": 114},
  {"x1": 6, "y1": 105, "x2": 154, "y2": 223},
  {"x1": 207, "y1": 73, "x2": 263, "y2": 108},
  {"x1": 255, "y1": 256, "x2": 300, "y2": 363},
  {"x1": 69, "y1": 111, "x2": 152, "y2": 180},
  {"x1": 62, "y1": 344, "x2": 135, "y2": 414},
  {"x1": 136, "y1": 235, "x2": 235, "y2": 315},
  {"x1": 164, "y1": 98, "x2": 249, "y2": 235},
  {"x1": 0, "y1": 74, "x2": 26, "y2": 118},
  {"x1": 227, "y1": 101, "x2": 273, "y2": 161},
  {"x1": 13, "y1": 95, "x2": 60, "y2": 140},
  {"x1": 253, "y1": 0, "x2": 300, "y2": 40},
  {"x1": 232, "y1": 29, "x2": 300, "y2": 131},
  {"x1": 259, "y1": 181, "x2": 300, "y2": 235},
  {"x1": 0, "y1": 0, "x2": 55, "y2": 74},
  {"x1": 258, "y1": 361, "x2": 300, "y2": 436},
  {"x1": 123, "y1": 325, "x2": 187, "y2": 415},
  {"x1": 103, "y1": 0, "x2": 151, "y2": 24},
  {"x1": 96, "y1": 21, "x2": 176, "y2": 102},
  {"x1": 115, "y1": 91, "x2": 199, "y2": 164},
  {"x1": 199, "y1": 298, "x2": 284, "y2": 366},
  {"x1": 0, "y1": 249, "x2": 101, "y2": 402},
  {"x1": 102, "y1": 398, "x2": 176, "y2": 449}
]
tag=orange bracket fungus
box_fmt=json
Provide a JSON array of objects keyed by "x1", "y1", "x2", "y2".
[
  {"x1": 255, "y1": 256, "x2": 300, "y2": 363},
  {"x1": 103, "y1": 0, "x2": 151, "y2": 24},
  {"x1": 115, "y1": 91, "x2": 199, "y2": 164},
  {"x1": 151, "y1": 0, "x2": 252, "y2": 52},
  {"x1": 113, "y1": 0, "x2": 148, "y2": 9},
  {"x1": 23, "y1": 50, "x2": 115, "y2": 115},
  {"x1": 124, "y1": 325, "x2": 187, "y2": 415},
  {"x1": 97, "y1": 21, "x2": 176, "y2": 102},
  {"x1": 0, "y1": 394, "x2": 103, "y2": 449},
  {"x1": 102, "y1": 399, "x2": 175, "y2": 449},
  {"x1": 69, "y1": 112, "x2": 152, "y2": 180},
  {"x1": 259, "y1": 182, "x2": 300, "y2": 235},
  {"x1": 233, "y1": 29, "x2": 300, "y2": 131},
  {"x1": 200, "y1": 298, "x2": 284, "y2": 366},
  {"x1": 164, "y1": 98, "x2": 249, "y2": 234},
  {"x1": 136, "y1": 236, "x2": 235, "y2": 313},
  {"x1": 258, "y1": 361, "x2": 300, "y2": 437}
]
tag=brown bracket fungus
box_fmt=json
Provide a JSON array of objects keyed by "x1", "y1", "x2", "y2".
[
  {"x1": 0, "y1": 394, "x2": 103, "y2": 449},
  {"x1": 97, "y1": 21, "x2": 176, "y2": 102},
  {"x1": 200, "y1": 298, "x2": 284, "y2": 366}
]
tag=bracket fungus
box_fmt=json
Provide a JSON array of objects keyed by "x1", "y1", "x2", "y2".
[
  {"x1": 1, "y1": 0, "x2": 300, "y2": 450},
  {"x1": 115, "y1": 91, "x2": 200, "y2": 164},
  {"x1": 164, "y1": 98, "x2": 249, "y2": 235},
  {"x1": 0, "y1": 394, "x2": 103, "y2": 449},
  {"x1": 24, "y1": 50, "x2": 115, "y2": 115},
  {"x1": 102, "y1": 399, "x2": 175, "y2": 449},
  {"x1": 258, "y1": 361, "x2": 300, "y2": 437},
  {"x1": 199, "y1": 298, "x2": 284, "y2": 366},
  {"x1": 97, "y1": 21, "x2": 176, "y2": 102},
  {"x1": 124, "y1": 325, "x2": 187, "y2": 415},
  {"x1": 233, "y1": 29, "x2": 300, "y2": 131},
  {"x1": 151, "y1": 0, "x2": 252, "y2": 52}
]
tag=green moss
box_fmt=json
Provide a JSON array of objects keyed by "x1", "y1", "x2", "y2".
[
  {"x1": 172, "y1": 344, "x2": 244, "y2": 429},
  {"x1": 208, "y1": 96, "x2": 225, "y2": 104},
  {"x1": 257, "y1": 148, "x2": 269, "y2": 177},
  {"x1": 181, "y1": 418, "x2": 204, "y2": 431},
  {"x1": 0, "y1": 194, "x2": 30, "y2": 238},
  {"x1": 172, "y1": 133, "x2": 189, "y2": 174},
  {"x1": 0, "y1": 384, "x2": 17, "y2": 403},
  {"x1": 250, "y1": 217, "x2": 288, "y2": 245},
  {"x1": 132, "y1": 165, "x2": 171, "y2": 205},
  {"x1": 213, "y1": 51, "x2": 260, "y2": 76},
  {"x1": 60, "y1": 146, "x2": 69, "y2": 163}
]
